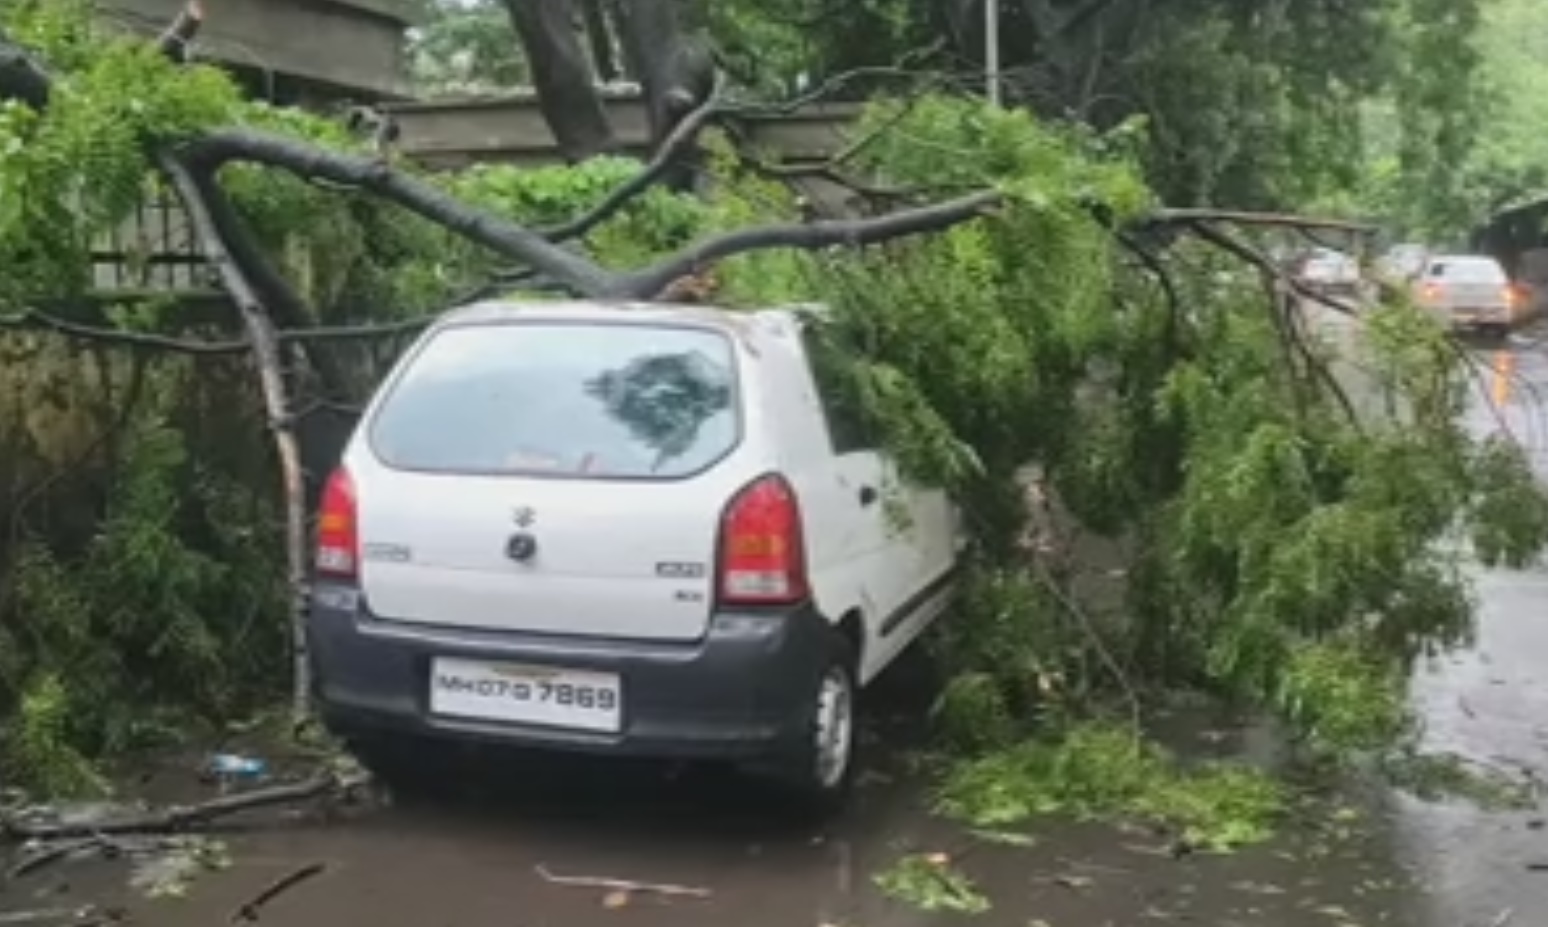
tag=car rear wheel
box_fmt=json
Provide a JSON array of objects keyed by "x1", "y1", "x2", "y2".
[{"x1": 761, "y1": 633, "x2": 859, "y2": 813}]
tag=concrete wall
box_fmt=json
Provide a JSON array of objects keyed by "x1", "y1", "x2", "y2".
[
  {"x1": 386, "y1": 94, "x2": 863, "y2": 168},
  {"x1": 100, "y1": 0, "x2": 416, "y2": 100}
]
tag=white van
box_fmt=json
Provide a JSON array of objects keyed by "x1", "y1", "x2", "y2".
[{"x1": 308, "y1": 301, "x2": 961, "y2": 804}]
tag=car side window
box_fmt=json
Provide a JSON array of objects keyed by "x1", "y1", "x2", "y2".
[{"x1": 798, "y1": 325, "x2": 872, "y2": 455}]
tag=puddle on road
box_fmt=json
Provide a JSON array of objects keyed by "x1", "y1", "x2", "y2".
[{"x1": 2, "y1": 716, "x2": 1443, "y2": 927}]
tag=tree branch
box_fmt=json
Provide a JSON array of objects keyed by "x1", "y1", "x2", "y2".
[
  {"x1": 179, "y1": 129, "x2": 613, "y2": 297},
  {"x1": 2, "y1": 773, "x2": 364, "y2": 840},
  {"x1": 606, "y1": 190, "x2": 1002, "y2": 299},
  {"x1": 160, "y1": 151, "x2": 314, "y2": 720},
  {"x1": 726, "y1": 52, "x2": 945, "y2": 116},
  {"x1": 1180, "y1": 219, "x2": 1359, "y2": 318},
  {"x1": 0, "y1": 28, "x2": 51, "y2": 109},
  {"x1": 1182, "y1": 220, "x2": 1364, "y2": 425},
  {"x1": 156, "y1": 0, "x2": 204, "y2": 63},
  {"x1": 541, "y1": 70, "x2": 727, "y2": 243},
  {"x1": 0, "y1": 306, "x2": 247, "y2": 353},
  {"x1": 1146, "y1": 208, "x2": 1379, "y2": 236}
]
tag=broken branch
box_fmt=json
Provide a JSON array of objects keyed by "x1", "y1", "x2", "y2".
[
  {"x1": 1181, "y1": 219, "x2": 1359, "y2": 318},
  {"x1": 542, "y1": 70, "x2": 728, "y2": 243},
  {"x1": 230, "y1": 862, "x2": 327, "y2": 923},
  {"x1": 607, "y1": 190, "x2": 1002, "y2": 299},
  {"x1": 0, "y1": 307, "x2": 434, "y2": 352},
  {"x1": 179, "y1": 129, "x2": 611, "y2": 297},
  {"x1": 6, "y1": 836, "x2": 110, "y2": 880},
  {"x1": 161, "y1": 151, "x2": 313, "y2": 721},
  {"x1": 2, "y1": 774, "x2": 360, "y2": 841},
  {"x1": 1182, "y1": 220, "x2": 1364, "y2": 425},
  {"x1": 534, "y1": 864, "x2": 711, "y2": 899},
  {"x1": 1147, "y1": 208, "x2": 1378, "y2": 236},
  {"x1": 0, "y1": 28, "x2": 50, "y2": 109},
  {"x1": 0, "y1": 307, "x2": 247, "y2": 353},
  {"x1": 156, "y1": 0, "x2": 204, "y2": 63}
]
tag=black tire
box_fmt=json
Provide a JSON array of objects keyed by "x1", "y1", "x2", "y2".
[{"x1": 760, "y1": 632, "x2": 860, "y2": 816}]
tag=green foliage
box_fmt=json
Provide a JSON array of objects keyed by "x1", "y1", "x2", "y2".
[
  {"x1": 449, "y1": 156, "x2": 707, "y2": 268},
  {"x1": 709, "y1": 97, "x2": 1548, "y2": 757},
  {"x1": 938, "y1": 723, "x2": 1284, "y2": 851},
  {"x1": 2, "y1": 0, "x2": 1542, "y2": 806},
  {"x1": 4, "y1": 673, "x2": 110, "y2": 797},
  {"x1": 1276, "y1": 642, "x2": 1413, "y2": 755},
  {"x1": 874, "y1": 853, "x2": 991, "y2": 915},
  {"x1": 1380, "y1": 749, "x2": 1537, "y2": 810},
  {"x1": 1, "y1": 367, "x2": 285, "y2": 794},
  {"x1": 407, "y1": 0, "x2": 528, "y2": 96}
]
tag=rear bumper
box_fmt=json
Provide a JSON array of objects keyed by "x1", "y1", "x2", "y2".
[
  {"x1": 306, "y1": 584, "x2": 829, "y2": 761},
  {"x1": 1447, "y1": 309, "x2": 1512, "y2": 331}
]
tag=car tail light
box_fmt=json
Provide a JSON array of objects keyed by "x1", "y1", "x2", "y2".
[
  {"x1": 718, "y1": 474, "x2": 808, "y2": 606},
  {"x1": 316, "y1": 467, "x2": 359, "y2": 580}
]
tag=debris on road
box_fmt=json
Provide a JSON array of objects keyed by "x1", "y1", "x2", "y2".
[
  {"x1": 6, "y1": 835, "x2": 112, "y2": 879},
  {"x1": 229, "y1": 861, "x2": 327, "y2": 923},
  {"x1": 204, "y1": 754, "x2": 270, "y2": 783},
  {"x1": 0, "y1": 772, "x2": 371, "y2": 841},
  {"x1": 534, "y1": 863, "x2": 711, "y2": 900}
]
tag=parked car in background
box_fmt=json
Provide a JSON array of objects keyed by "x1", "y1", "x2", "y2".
[
  {"x1": 1377, "y1": 243, "x2": 1429, "y2": 283},
  {"x1": 1411, "y1": 254, "x2": 1518, "y2": 339},
  {"x1": 1292, "y1": 247, "x2": 1362, "y2": 296},
  {"x1": 307, "y1": 300, "x2": 962, "y2": 808}
]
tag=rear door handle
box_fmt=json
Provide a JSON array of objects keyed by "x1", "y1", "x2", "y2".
[{"x1": 858, "y1": 485, "x2": 879, "y2": 507}]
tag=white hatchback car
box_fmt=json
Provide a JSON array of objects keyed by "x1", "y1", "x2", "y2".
[
  {"x1": 308, "y1": 300, "x2": 961, "y2": 803},
  {"x1": 1412, "y1": 254, "x2": 1517, "y2": 339}
]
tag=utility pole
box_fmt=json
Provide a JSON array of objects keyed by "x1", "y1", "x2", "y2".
[{"x1": 985, "y1": 0, "x2": 1001, "y2": 106}]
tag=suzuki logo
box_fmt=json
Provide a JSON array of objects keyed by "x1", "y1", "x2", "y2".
[{"x1": 511, "y1": 506, "x2": 536, "y2": 528}]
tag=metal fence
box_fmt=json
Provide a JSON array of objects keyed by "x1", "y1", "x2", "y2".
[{"x1": 89, "y1": 185, "x2": 212, "y2": 293}]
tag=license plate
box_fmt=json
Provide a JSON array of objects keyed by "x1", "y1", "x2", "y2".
[{"x1": 429, "y1": 657, "x2": 622, "y2": 732}]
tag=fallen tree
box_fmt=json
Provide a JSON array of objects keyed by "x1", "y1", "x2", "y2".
[{"x1": 0, "y1": 2, "x2": 1544, "y2": 796}]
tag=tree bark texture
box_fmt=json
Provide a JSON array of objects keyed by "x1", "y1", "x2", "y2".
[
  {"x1": 614, "y1": 0, "x2": 716, "y2": 149},
  {"x1": 501, "y1": 0, "x2": 616, "y2": 161}
]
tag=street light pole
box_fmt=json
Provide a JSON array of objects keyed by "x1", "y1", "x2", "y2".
[{"x1": 985, "y1": 0, "x2": 1001, "y2": 106}]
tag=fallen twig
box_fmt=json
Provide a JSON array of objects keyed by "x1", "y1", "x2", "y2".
[
  {"x1": 2, "y1": 774, "x2": 364, "y2": 841},
  {"x1": 0, "y1": 907, "x2": 98, "y2": 925},
  {"x1": 229, "y1": 861, "x2": 327, "y2": 923},
  {"x1": 5, "y1": 836, "x2": 109, "y2": 879},
  {"x1": 534, "y1": 863, "x2": 711, "y2": 899},
  {"x1": 1148, "y1": 208, "x2": 1378, "y2": 235}
]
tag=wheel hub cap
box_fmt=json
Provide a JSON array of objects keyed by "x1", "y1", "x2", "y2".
[{"x1": 814, "y1": 669, "x2": 854, "y2": 788}]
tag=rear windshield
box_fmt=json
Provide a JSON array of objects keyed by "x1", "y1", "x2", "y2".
[
  {"x1": 369, "y1": 322, "x2": 740, "y2": 479},
  {"x1": 1426, "y1": 258, "x2": 1506, "y2": 283}
]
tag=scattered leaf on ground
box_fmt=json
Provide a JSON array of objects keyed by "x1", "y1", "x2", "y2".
[{"x1": 875, "y1": 854, "x2": 990, "y2": 915}]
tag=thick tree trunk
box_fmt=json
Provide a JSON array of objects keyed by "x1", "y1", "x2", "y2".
[
  {"x1": 614, "y1": 0, "x2": 716, "y2": 149},
  {"x1": 580, "y1": 0, "x2": 620, "y2": 83},
  {"x1": 501, "y1": 0, "x2": 615, "y2": 161}
]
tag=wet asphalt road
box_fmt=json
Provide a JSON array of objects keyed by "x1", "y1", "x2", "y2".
[
  {"x1": 1399, "y1": 327, "x2": 1548, "y2": 927},
  {"x1": 6, "y1": 322, "x2": 1548, "y2": 927}
]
